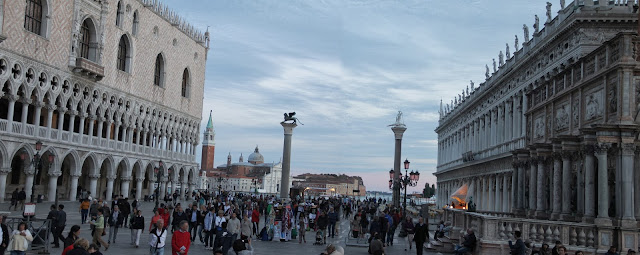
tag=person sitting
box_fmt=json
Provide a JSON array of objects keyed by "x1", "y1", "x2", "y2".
[{"x1": 454, "y1": 228, "x2": 476, "y2": 255}]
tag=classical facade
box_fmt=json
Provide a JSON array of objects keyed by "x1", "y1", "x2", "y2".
[
  {"x1": 292, "y1": 173, "x2": 366, "y2": 197},
  {"x1": 434, "y1": 1, "x2": 639, "y2": 254},
  {"x1": 0, "y1": 0, "x2": 209, "y2": 203}
]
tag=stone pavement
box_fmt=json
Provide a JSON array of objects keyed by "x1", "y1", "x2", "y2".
[{"x1": 0, "y1": 201, "x2": 441, "y2": 255}]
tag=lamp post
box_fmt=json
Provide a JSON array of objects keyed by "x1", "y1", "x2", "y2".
[
  {"x1": 216, "y1": 174, "x2": 227, "y2": 196},
  {"x1": 389, "y1": 158, "x2": 420, "y2": 217},
  {"x1": 153, "y1": 160, "x2": 166, "y2": 211},
  {"x1": 21, "y1": 141, "x2": 54, "y2": 203}
]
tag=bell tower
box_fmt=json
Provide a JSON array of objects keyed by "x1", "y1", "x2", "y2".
[{"x1": 201, "y1": 110, "x2": 215, "y2": 171}]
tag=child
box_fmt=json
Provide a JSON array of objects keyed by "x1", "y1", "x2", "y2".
[{"x1": 298, "y1": 213, "x2": 307, "y2": 243}]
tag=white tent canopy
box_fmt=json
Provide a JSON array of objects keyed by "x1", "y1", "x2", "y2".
[{"x1": 450, "y1": 183, "x2": 469, "y2": 203}]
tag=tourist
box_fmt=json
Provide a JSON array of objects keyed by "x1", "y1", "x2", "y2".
[
  {"x1": 89, "y1": 208, "x2": 108, "y2": 251},
  {"x1": 66, "y1": 239, "x2": 90, "y2": 255},
  {"x1": 251, "y1": 206, "x2": 260, "y2": 236},
  {"x1": 213, "y1": 222, "x2": 233, "y2": 254},
  {"x1": 368, "y1": 215, "x2": 380, "y2": 243},
  {"x1": 130, "y1": 209, "x2": 145, "y2": 248},
  {"x1": 508, "y1": 230, "x2": 526, "y2": 255},
  {"x1": 89, "y1": 200, "x2": 98, "y2": 219},
  {"x1": 171, "y1": 221, "x2": 191, "y2": 255},
  {"x1": 186, "y1": 205, "x2": 199, "y2": 241},
  {"x1": 413, "y1": 217, "x2": 428, "y2": 255},
  {"x1": 627, "y1": 250, "x2": 636, "y2": 255},
  {"x1": 378, "y1": 213, "x2": 389, "y2": 246},
  {"x1": 9, "y1": 222, "x2": 33, "y2": 255},
  {"x1": 148, "y1": 219, "x2": 167, "y2": 255},
  {"x1": 604, "y1": 246, "x2": 619, "y2": 255},
  {"x1": 55, "y1": 204, "x2": 67, "y2": 248},
  {"x1": 150, "y1": 209, "x2": 162, "y2": 231},
  {"x1": 317, "y1": 211, "x2": 329, "y2": 244},
  {"x1": 80, "y1": 199, "x2": 90, "y2": 224},
  {"x1": 108, "y1": 205, "x2": 124, "y2": 244},
  {"x1": 64, "y1": 225, "x2": 81, "y2": 249},
  {"x1": 9, "y1": 189, "x2": 18, "y2": 211},
  {"x1": 557, "y1": 246, "x2": 567, "y2": 255},
  {"x1": 227, "y1": 212, "x2": 241, "y2": 242},
  {"x1": 551, "y1": 241, "x2": 563, "y2": 255},
  {"x1": 538, "y1": 243, "x2": 552, "y2": 255},
  {"x1": 574, "y1": 251, "x2": 584, "y2": 255},
  {"x1": 241, "y1": 214, "x2": 252, "y2": 240},
  {"x1": 367, "y1": 234, "x2": 384, "y2": 255},
  {"x1": 454, "y1": 229, "x2": 476, "y2": 255},
  {"x1": 197, "y1": 205, "x2": 207, "y2": 243},
  {"x1": 232, "y1": 238, "x2": 254, "y2": 255},
  {"x1": 298, "y1": 212, "x2": 307, "y2": 243},
  {"x1": 172, "y1": 205, "x2": 187, "y2": 232},
  {"x1": 120, "y1": 197, "x2": 131, "y2": 228},
  {"x1": 402, "y1": 216, "x2": 415, "y2": 251},
  {"x1": 327, "y1": 207, "x2": 338, "y2": 238},
  {"x1": 87, "y1": 244, "x2": 102, "y2": 255},
  {"x1": 0, "y1": 216, "x2": 9, "y2": 255},
  {"x1": 203, "y1": 208, "x2": 215, "y2": 249},
  {"x1": 351, "y1": 215, "x2": 361, "y2": 239},
  {"x1": 47, "y1": 205, "x2": 60, "y2": 248},
  {"x1": 18, "y1": 188, "x2": 26, "y2": 211}
]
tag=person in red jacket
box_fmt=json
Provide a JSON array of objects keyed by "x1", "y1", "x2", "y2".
[
  {"x1": 159, "y1": 206, "x2": 171, "y2": 231},
  {"x1": 251, "y1": 208, "x2": 260, "y2": 236},
  {"x1": 172, "y1": 221, "x2": 191, "y2": 255}
]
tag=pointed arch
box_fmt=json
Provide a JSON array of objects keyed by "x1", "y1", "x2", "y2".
[
  {"x1": 153, "y1": 53, "x2": 165, "y2": 87},
  {"x1": 80, "y1": 152, "x2": 99, "y2": 176},
  {"x1": 132, "y1": 10, "x2": 139, "y2": 36},
  {"x1": 78, "y1": 17, "x2": 98, "y2": 62},
  {"x1": 181, "y1": 68, "x2": 190, "y2": 98},
  {"x1": 117, "y1": 34, "x2": 132, "y2": 73},
  {"x1": 60, "y1": 149, "x2": 80, "y2": 175}
]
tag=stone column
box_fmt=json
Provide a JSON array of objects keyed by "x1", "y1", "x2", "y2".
[
  {"x1": 561, "y1": 152, "x2": 572, "y2": 219},
  {"x1": 96, "y1": 117, "x2": 104, "y2": 139},
  {"x1": 20, "y1": 99, "x2": 30, "y2": 131},
  {"x1": 159, "y1": 177, "x2": 167, "y2": 201},
  {"x1": 181, "y1": 174, "x2": 188, "y2": 200},
  {"x1": 620, "y1": 144, "x2": 636, "y2": 224},
  {"x1": 503, "y1": 173, "x2": 510, "y2": 212},
  {"x1": 495, "y1": 174, "x2": 502, "y2": 212},
  {"x1": 45, "y1": 104, "x2": 55, "y2": 137},
  {"x1": 6, "y1": 95, "x2": 16, "y2": 127},
  {"x1": 594, "y1": 144, "x2": 611, "y2": 224},
  {"x1": 78, "y1": 115, "x2": 86, "y2": 136},
  {"x1": 69, "y1": 174, "x2": 80, "y2": 201},
  {"x1": 551, "y1": 154, "x2": 562, "y2": 219},
  {"x1": 67, "y1": 111, "x2": 76, "y2": 141},
  {"x1": 536, "y1": 157, "x2": 546, "y2": 217},
  {"x1": 0, "y1": 168, "x2": 9, "y2": 202},
  {"x1": 56, "y1": 107, "x2": 66, "y2": 139},
  {"x1": 488, "y1": 175, "x2": 495, "y2": 211},
  {"x1": 517, "y1": 162, "x2": 525, "y2": 210},
  {"x1": 89, "y1": 174, "x2": 99, "y2": 198},
  {"x1": 105, "y1": 120, "x2": 113, "y2": 140},
  {"x1": 189, "y1": 182, "x2": 196, "y2": 198},
  {"x1": 32, "y1": 102, "x2": 42, "y2": 132},
  {"x1": 281, "y1": 122, "x2": 298, "y2": 201},
  {"x1": 513, "y1": 96, "x2": 520, "y2": 139},
  {"x1": 135, "y1": 177, "x2": 144, "y2": 200},
  {"x1": 505, "y1": 101, "x2": 512, "y2": 142},
  {"x1": 114, "y1": 121, "x2": 121, "y2": 141},
  {"x1": 529, "y1": 158, "x2": 538, "y2": 214},
  {"x1": 87, "y1": 115, "x2": 95, "y2": 137},
  {"x1": 121, "y1": 176, "x2": 131, "y2": 198},
  {"x1": 497, "y1": 104, "x2": 503, "y2": 144},
  {"x1": 521, "y1": 92, "x2": 528, "y2": 137},
  {"x1": 25, "y1": 174, "x2": 34, "y2": 201},
  {"x1": 47, "y1": 173, "x2": 59, "y2": 202},
  {"x1": 106, "y1": 176, "x2": 115, "y2": 202}
]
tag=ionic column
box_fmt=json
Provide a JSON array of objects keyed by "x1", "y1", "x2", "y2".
[
  {"x1": 595, "y1": 144, "x2": 610, "y2": 222},
  {"x1": 89, "y1": 174, "x2": 99, "y2": 197},
  {"x1": 503, "y1": 173, "x2": 510, "y2": 212},
  {"x1": 529, "y1": 158, "x2": 538, "y2": 213},
  {"x1": 620, "y1": 144, "x2": 636, "y2": 222},
  {"x1": 135, "y1": 177, "x2": 144, "y2": 200},
  {"x1": 69, "y1": 174, "x2": 80, "y2": 201},
  {"x1": 552, "y1": 153, "x2": 562, "y2": 219},
  {"x1": 536, "y1": 157, "x2": 546, "y2": 215},
  {"x1": 561, "y1": 152, "x2": 573, "y2": 218},
  {"x1": 47, "y1": 173, "x2": 59, "y2": 202},
  {"x1": 0, "y1": 168, "x2": 9, "y2": 202},
  {"x1": 105, "y1": 175, "x2": 115, "y2": 202},
  {"x1": 495, "y1": 174, "x2": 502, "y2": 212}
]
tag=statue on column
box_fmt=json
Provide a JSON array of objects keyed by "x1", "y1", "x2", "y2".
[
  {"x1": 499, "y1": 51, "x2": 504, "y2": 67},
  {"x1": 282, "y1": 112, "x2": 303, "y2": 125},
  {"x1": 533, "y1": 15, "x2": 540, "y2": 33},
  {"x1": 515, "y1": 35, "x2": 519, "y2": 51},
  {"x1": 523, "y1": 24, "x2": 529, "y2": 42},
  {"x1": 485, "y1": 65, "x2": 490, "y2": 79},
  {"x1": 506, "y1": 43, "x2": 511, "y2": 59},
  {"x1": 389, "y1": 111, "x2": 405, "y2": 127},
  {"x1": 545, "y1": 2, "x2": 552, "y2": 22}
]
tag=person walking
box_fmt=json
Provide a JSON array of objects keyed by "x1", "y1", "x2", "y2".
[
  {"x1": 227, "y1": 213, "x2": 241, "y2": 243},
  {"x1": 402, "y1": 216, "x2": 415, "y2": 251},
  {"x1": 0, "y1": 216, "x2": 10, "y2": 255},
  {"x1": 148, "y1": 219, "x2": 167, "y2": 255},
  {"x1": 203, "y1": 208, "x2": 214, "y2": 250},
  {"x1": 47, "y1": 205, "x2": 60, "y2": 247},
  {"x1": 298, "y1": 212, "x2": 307, "y2": 243},
  {"x1": 8, "y1": 189, "x2": 18, "y2": 211},
  {"x1": 186, "y1": 205, "x2": 199, "y2": 241},
  {"x1": 120, "y1": 197, "x2": 131, "y2": 228},
  {"x1": 327, "y1": 208, "x2": 338, "y2": 238},
  {"x1": 149, "y1": 209, "x2": 162, "y2": 231},
  {"x1": 89, "y1": 208, "x2": 108, "y2": 251},
  {"x1": 9, "y1": 222, "x2": 33, "y2": 255},
  {"x1": 509, "y1": 230, "x2": 526, "y2": 255},
  {"x1": 171, "y1": 221, "x2": 191, "y2": 255},
  {"x1": 107, "y1": 205, "x2": 123, "y2": 244},
  {"x1": 241, "y1": 214, "x2": 252, "y2": 240},
  {"x1": 66, "y1": 239, "x2": 90, "y2": 255},
  {"x1": 251, "y1": 207, "x2": 260, "y2": 237},
  {"x1": 80, "y1": 199, "x2": 90, "y2": 224},
  {"x1": 54, "y1": 204, "x2": 67, "y2": 248},
  {"x1": 130, "y1": 209, "x2": 145, "y2": 248},
  {"x1": 413, "y1": 217, "x2": 428, "y2": 255},
  {"x1": 17, "y1": 188, "x2": 26, "y2": 211}
]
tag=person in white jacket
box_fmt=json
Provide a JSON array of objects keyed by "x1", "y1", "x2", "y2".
[
  {"x1": 9, "y1": 222, "x2": 33, "y2": 255},
  {"x1": 203, "y1": 208, "x2": 215, "y2": 250}
]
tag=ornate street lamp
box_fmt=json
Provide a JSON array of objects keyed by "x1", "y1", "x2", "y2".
[
  {"x1": 389, "y1": 158, "x2": 420, "y2": 217},
  {"x1": 153, "y1": 160, "x2": 165, "y2": 210},
  {"x1": 23, "y1": 141, "x2": 54, "y2": 203}
]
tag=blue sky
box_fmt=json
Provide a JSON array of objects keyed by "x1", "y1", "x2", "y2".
[{"x1": 163, "y1": 0, "x2": 549, "y2": 192}]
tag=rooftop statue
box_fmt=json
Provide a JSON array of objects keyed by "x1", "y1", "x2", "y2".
[
  {"x1": 283, "y1": 112, "x2": 303, "y2": 125},
  {"x1": 523, "y1": 24, "x2": 530, "y2": 42},
  {"x1": 534, "y1": 15, "x2": 540, "y2": 33},
  {"x1": 506, "y1": 43, "x2": 511, "y2": 59},
  {"x1": 470, "y1": 80, "x2": 475, "y2": 91},
  {"x1": 389, "y1": 111, "x2": 405, "y2": 127},
  {"x1": 492, "y1": 58, "x2": 497, "y2": 73},
  {"x1": 515, "y1": 35, "x2": 519, "y2": 51},
  {"x1": 499, "y1": 51, "x2": 504, "y2": 66},
  {"x1": 485, "y1": 65, "x2": 490, "y2": 79},
  {"x1": 560, "y1": 0, "x2": 565, "y2": 9},
  {"x1": 546, "y1": 2, "x2": 552, "y2": 22},
  {"x1": 466, "y1": 86, "x2": 469, "y2": 96}
]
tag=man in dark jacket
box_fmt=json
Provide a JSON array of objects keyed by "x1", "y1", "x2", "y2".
[
  {"x1": 509, "y1": 230, "x2": 526, "y2": 255},
  {"x1": 454, "y1": 228, "x2": 477, "y2": 255},
  {"x1": 185, "y1": 204, "x2": 199, "y2": 241},
  {"x1": 47, "y1": 205, "x2": 60, "y2": 247},
  {"x1": 172, "y1": 205, "x2": 188, "y2": 232},
  {"x1": 316, "y1": 211, "x2": 329, "y2": 244},
  {"x1": 0, "y1": 216, "x2": 9, "y2": 255},
  {"x1": 413, "y1": 217, "x2": 428, "y2": 255},
  {"x1": 53, "y1": 204, "x2": 67, "y2": 248},
  {"x1": 327, "y1": 208, "x2": 338, "y2": 238},
  {"x1": 107, "y1": 205, "x2": 124, "y2": 244},
  {"x1": 120, "y1": 197, "x2": 131, "y2": 228}
]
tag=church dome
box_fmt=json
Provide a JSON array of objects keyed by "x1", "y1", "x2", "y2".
[{"x1": 248, "y1": 146, "x2": 264, "y2": 164}]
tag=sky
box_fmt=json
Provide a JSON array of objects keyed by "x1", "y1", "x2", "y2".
[{"x1": 162, "y1": 0, "x2": 549, "y2": 192}]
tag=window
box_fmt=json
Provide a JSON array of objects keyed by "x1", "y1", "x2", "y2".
[
  {"x1": 78, "y1": 20, "x2": 91, "y2": 59},
  {"x1": 117, "y1": 35, "x2": 130, "y2": 72},
  {"x1": 24, "y1": 0, "x2": 43, "y2": 35},
  {"x1": 115, "y1": 1, "x2": 123, "y2": 27},
  {"x1": 153, "y1": 54, "x2": 164, "y2": 86},
  {"x1": 132, "y1": 11, "x2": 139, "y2": 35},
  {"x1": 181, "y1": 69, "x2": 190, "y2": 97}
]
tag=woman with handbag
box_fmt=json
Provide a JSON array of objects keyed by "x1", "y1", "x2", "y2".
[{"x1": 8, "y1": 222, "x2": 33, "y2": 255}]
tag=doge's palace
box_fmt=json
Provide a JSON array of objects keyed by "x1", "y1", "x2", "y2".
[
  {"x1": 0, "y1": 0, "x2": 209, "y2": 203},
  {"x1": 434, "y1": 1, "x2": 640, "y2": 254}
]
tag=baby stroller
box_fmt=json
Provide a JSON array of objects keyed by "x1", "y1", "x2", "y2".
[{"x1": 313, "y1": 230, "x2": 324, "y2": 245}]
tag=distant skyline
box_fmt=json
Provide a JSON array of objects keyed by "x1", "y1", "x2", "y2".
[{"x1": 162, "y1": 0, "x2": 548, "y2": 192}]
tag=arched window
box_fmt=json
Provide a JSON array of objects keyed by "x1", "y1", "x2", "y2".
[
  {"x1": 117, "y1": 35, "x2": 131, "y2": 72},
  {"x1": 132, "y1": 11, "x2": 139, "y2": 36},
  {"x1": 115, "y1": 1, "x2": 123, "y2": 27},
  {"x1": 24, "y1": 0, "x2": 46, "y2": 35},
  {"x1": 77, "y1": 19, "x2": 98, "y2": 61},
  {"x1": 153, "y1": 54, "x2": 164, "y2": 87},
  {"x1": 181, "y1": 68, "x2": 190, "y2": 98}
]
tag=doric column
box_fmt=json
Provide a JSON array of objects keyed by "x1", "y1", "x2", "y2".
[
  {"x1": 529, "y1": 158, "x2": 538, "y2": 213},
  {"x1": 594, "y1": 144, "x2": 610, "y2": 223},
  {"x1": 105, "y1": 175, "x2": 115, "y2": 202},
  {"x1": 89, "y1": 174, "x2": 99, "y2": 197},
  {"x1": 69, "y1": 173, "x2": 80, "y2": 201},
  {"x1": 536, "y1": 157, "x2": 546, "y2": 215},
  {"x1": 0, "y1": 168, "x2": 10, "y2": 202},
  {"x1": 121, "y1": 176, "x2": 131, "y2": 198},
  {"x1": 135, "y1": 177, "x2": 144, "y2": 200},
  {"x1": 47, "y1": 172, "x2": 60, "y2": 202},
  {"x1": 620, "y1": 144, "x2": 636, "y2": 223},
  {"x1": 495, "y1": 174, "x2": 502, "y2": 212},
  {"x1": 551, "y1": 153, "x2": 562, "y2": 219},
  {"x1": 561, "y1": 152, "x2": 573, "y2": 218},
  {"x1": 503, "y1": 173, "x2": 510, "y2": 212}
]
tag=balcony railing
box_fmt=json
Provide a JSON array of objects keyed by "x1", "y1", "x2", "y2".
[{"x1": 0, "y1": 119, "x2": 6, "y2": 132}]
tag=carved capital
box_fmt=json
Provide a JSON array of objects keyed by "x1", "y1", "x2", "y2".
[
  {"x1": 560, "y1": 151, "x2": 573, "y2": 160},
  {"x1": 621, "y1": 143, "x2": 636, "y2": 156},
  {"x1": 45, "y1": 104, "x2": 56, "y2": 111},
  {"x1": 594, "y1": 143, "x2": 611, "y2": 155},
  {"x1": 0, "y1": 167, "x2": 11, "y2": 174},
  {"x1": 48, "y1": 171, "x2": 62, "y2": 177},
  {"x1": 88, "y1": 174, "x2": 100, "y2": 179},
  {"x1": 106, "y1": 175, "x2": 117, "y2": 181},
  {"x1": 582, "y1": 144, "x2": 595, "y2": 156},
  {"x1": 136, "y1": 177, "x2": 145, "y2": 182},
  {"x1": 120, "y1": 176, "x2": 132, "y2": 181},
  {"x1": 57, "y1": 107, "x2": 68, "y2": 113}
]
